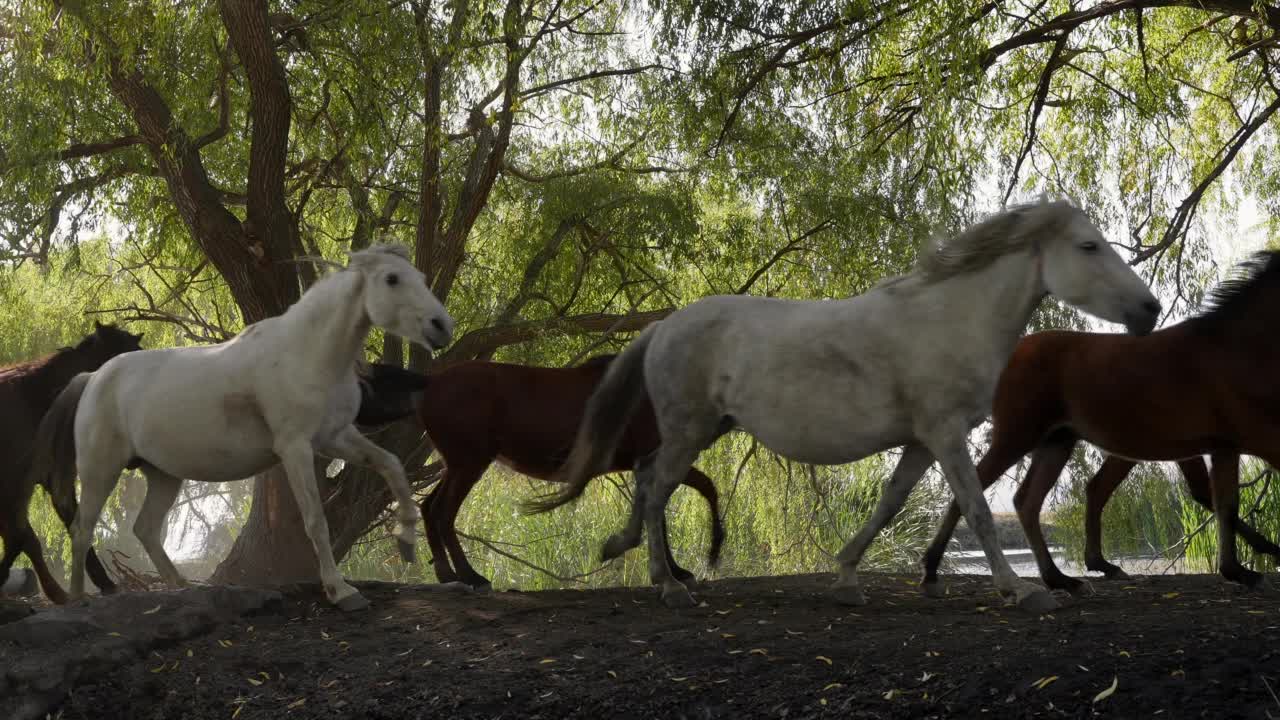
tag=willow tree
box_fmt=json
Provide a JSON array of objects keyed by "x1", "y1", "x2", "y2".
[{"x1": 0, "y1": 0, "x2": 707, "y2": 584}]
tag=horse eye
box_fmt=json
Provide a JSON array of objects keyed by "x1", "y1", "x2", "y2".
[
  {"x1": 1080, "y1": 241, "x2": 1099, "y2": 252},
  {"x1": 386, "y1": 273, "x2": 399, "y2": 286}
]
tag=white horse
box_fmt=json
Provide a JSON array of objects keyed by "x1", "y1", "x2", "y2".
[
  {"x1": 27, "y1": 244, "x2": 453, "y2": 611},
  {"x1": 528, "y1": 199, "x2": 1160, "y2": 612}
]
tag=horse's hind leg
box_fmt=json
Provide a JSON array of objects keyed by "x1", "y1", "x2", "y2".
[
  {"x1": 1014, "y1": 432, "x2": 1083, "y2": 594},
  {"x1": 70, "y1": 466, "x2": 123, "y2": 601},
  {"x1": 421, "y1": 483, "x2": 459, "y2": 584},
  {"x1": 47, "y1": 485, "x2": 117, "y2": 595},
  {"x1": 833, "y1": 443, "x2": 934, "y2": 606},
  {"x1": 134, "y1": 466, "x2": 187, "y2": 588},
  {"x1": 1083, "y1": 457, "x2": 1138, "y2": 579},
  {"x1": 18, "y1": 527, "x2": 67, "y2": 603},
  {"x1": 1181, "y1": 458, "x2": 1280, "y2": 562},
  {"x1": 641, "y1": 419, "x2": 718, "y2": 608},
  {"x1": 1208, "y1": 452, "x2": 1262, "y2": 588}
]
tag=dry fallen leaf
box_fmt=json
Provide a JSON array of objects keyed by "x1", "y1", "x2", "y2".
[
  {"x1": 142, "y1": 605, "x2": 162, "y2": 615},
  {"x1": 108, "y1": 632, "x2": 122, "y2": 637},
  {"x1": 815, "y1": 656, "x2": 833, "y2": 665},
  {"x1": 822, "y1": 683, "x2": 844, "y2": 692},
  {"x1": 721, "y1": 633, "x2": 735, "y2": 639},
  {"x1": 187, "y1": 649, "x2": 193, "y2": 658},
  {"x1": 231, "y1": 706, "x2": 243, "y2": 720},
  {"x1": 322, "y1": 680, "x2": 338, "y2": 689},
  {"x1": 218, "y1": 639, "x2": 233, "y2": 648},
  {"x1": 1118, "y1": 650, "x2": 1131, "y2": 658},
  {"x1": 287, "y1": 698, "x2": 306, "y2": 709},
  {"x1": 320, "y1": 631, "x2": 331, "y2": 640},
  {"x1": 248, "y1": 678, "x2": 263, "y2": 686},
  {"x1": 749, "y1": 648, "x2": 768, "y2": 656},
  {"x1": 607, "y1": 670, "x2": 618, "y2": 679},
  {"x1": 883, "y1": 689, "x2": 899, "y2": 700},
  {"x1": 670, "y1": 676, "x2": 689, "y2": 682},
  {"x1": 539, "y1": 658, "x2": 557, "y2": 665},
  {"x1": 1162, "y1": 592, "x2": 1180, "y2": 600},
  {"x1": 150, "y1": 665, "x2": 165, "y2": 674},
  {"x1": 1093, "y1": 675, "x2": 1118, "y2": 703},
  {"x1": 1032, "y1": 675, "x2": 1058, "y2": 690}
]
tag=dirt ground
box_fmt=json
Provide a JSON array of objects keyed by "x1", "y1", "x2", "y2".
[{"x1": 52, "y1": 573, "x2": 1280, "y2": 720}]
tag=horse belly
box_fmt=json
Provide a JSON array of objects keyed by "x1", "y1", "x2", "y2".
[{"x1": 128, "y1": 394, "x2": 280, "y2": 482}]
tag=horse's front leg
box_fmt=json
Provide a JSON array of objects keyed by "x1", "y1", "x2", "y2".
[
  {"x1": 321, "y1": 426, "x2": 420, "y2": 564},
  {"x1": 276, "y1": 437, "x2": 367, "y2": 611},
  {"x1": 832, "y1": 443, "x2": 934, "y2": 606},
  {"x1": 923, "y1": 426, "x2": 1059, "y2": 613},
  {"x1": 1208, "y1": 452, "x2": 1263, "y2": 588}
]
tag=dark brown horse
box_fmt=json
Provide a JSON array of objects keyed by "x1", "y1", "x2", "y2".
[
  {"x1": 359, "y1": 357, "x2": 724, "y2": 590},
  {"x1": 921, "y1": 250, "x2": 1280, "y2": 595},
  {"x1": 1078, "y1": 456, "x2": 1280, "y2": 580},
  {"x1": 0, "y1": 322, "x2": 144, "y2": 602}
]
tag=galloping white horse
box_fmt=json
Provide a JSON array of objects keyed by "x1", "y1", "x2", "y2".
[
  {"x1": 27, "y1": 244, "x2": 453, "y2": 611},
  {"x1": 529, "y1": 199, "x2": 1160, "y2": 612}
]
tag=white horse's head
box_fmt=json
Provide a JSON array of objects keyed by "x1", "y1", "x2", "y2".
[
  {"x1": 1031, "y1": 201, "x2": 1161, "y2": 335},
  {"x1": 349, "y1": 244, "x2": 454, "y2": 351}
]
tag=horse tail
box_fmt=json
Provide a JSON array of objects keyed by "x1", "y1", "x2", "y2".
[
  {"x1": 681, "y1": 467, "x2": 725, "y2": 567},
  {"x1": 30, "y1": 373, "x2": 91, "y2": 528},
  {"x1": 523, "y1": 326, "x2": 657, "y2": 515}
]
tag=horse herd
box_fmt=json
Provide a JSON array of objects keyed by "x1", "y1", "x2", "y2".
[{"x1": 1, "y1": 199, "x2": 1277, "y2": 616}]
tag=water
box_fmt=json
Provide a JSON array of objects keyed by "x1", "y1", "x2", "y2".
[{"x1": 952, "y1": 547, "x2": 1184, "y2": 576}]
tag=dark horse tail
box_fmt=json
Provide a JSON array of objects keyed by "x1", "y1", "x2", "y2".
[
  {"x1": 29, "y1": 373, "x2": 91, "y2": 530},
  {"x1": 523, "y1": 326, "x2": 657, "y2": 515}
]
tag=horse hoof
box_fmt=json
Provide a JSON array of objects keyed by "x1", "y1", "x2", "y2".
[
  {"x1": 1016, "y1": 589, "x2": 1060, "y2": 614},
  {"x1": 336, "y1": 593, "x2": 371, "y2": 612},
  {"x1": 1104, "y1": 568, "x2": 1131, "y2": 581},
  {"x1": 397, "y1": 540, "x2": 416, "y2": 564},
  {"x1": 920, "y1": 581, "x2": 946, "y2": 599},
  {"x1": 661, "y1": 586, "x2": 697, "y2": 609},
  {"x1": 831, "y1": 584, "x2": 868, "y2": 607},
  {"x1": 471, "y1": 582, "x2": 493, "y2": 594}
]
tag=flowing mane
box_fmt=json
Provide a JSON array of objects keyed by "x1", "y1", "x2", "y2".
[
  {"x1": 1189, "y1": 250, "x2": 1280, "y2": 335},
  {"x1": 916, "y1": 199, "x2": 1079, "y2": 282}
]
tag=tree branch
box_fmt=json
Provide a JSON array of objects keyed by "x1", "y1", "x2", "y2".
[
  {"x1": 1003, "y1": 33, "x2": 1070, "y2": 204},
  {"x1": 438, "y1": 308, "x2": 672, "y2": 366},
  {"x1": 1132, "y1": 90, "x2": 1280, "y2": 263}
]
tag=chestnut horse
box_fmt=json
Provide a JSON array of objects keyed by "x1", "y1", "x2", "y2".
[
  {"x1": 1079, "y1": 456, "x2": 1280, "y2": 580},
  {"x1": 369, "y1": 356, "x2": 724, "y2": 591},
  {"x1": 0, "y1": 323, "x2": 143, "y2": 602},
  {"x1": 922, "y1": 250, "x2": 1280, "y2": 595}
]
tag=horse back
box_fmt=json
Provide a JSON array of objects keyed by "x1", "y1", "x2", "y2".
[{"x1": 419, "y1": 359, "x2": 658, "y2": 476}]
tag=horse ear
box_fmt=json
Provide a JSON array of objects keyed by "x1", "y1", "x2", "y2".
[
  {"x1": 133, "y1": 332, "x2": 145, "y2": 342},
  {"x1": 94, "y1": 320, "x2": 105, "y2": 330}
]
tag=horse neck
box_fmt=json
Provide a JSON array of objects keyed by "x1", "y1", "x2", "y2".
[
  {"x1": 23, "y1": 350, "x2": 96, "y2": 405},
  {"x1": 282, "y1": 272, "x2": 371, "y2": 382},
  {"x1": 933, "y1": 249, "x2": 1045, "y2": 358}
]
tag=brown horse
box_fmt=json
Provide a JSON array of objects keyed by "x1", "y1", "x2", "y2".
[
  {"x1": 921, "y1": 250, "x2": 1280, "y2": 595},
  {"x1": 0, "y1": 322, "x2": 144, "y2": 602},
  {"x1": 362, "y1": 356, "x2": 724, "y2": 590},
  {"x1": 1079, "y1": 456, "x2": 1280, "y2": 580}
]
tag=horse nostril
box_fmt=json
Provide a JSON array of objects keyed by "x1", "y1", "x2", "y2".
[
  {"x1": 431, "y1": 317, "x2": 446, "y2": 335},
  {"x1": 1143, "y1": 300, "x2": 1162, "y2": 316}
]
